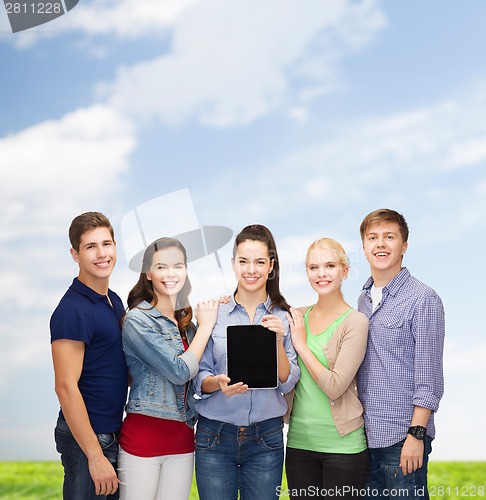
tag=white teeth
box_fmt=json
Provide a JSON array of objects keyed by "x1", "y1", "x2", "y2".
[{"x1": 163, "y1": 281, "x2": 177, "y2": 286}]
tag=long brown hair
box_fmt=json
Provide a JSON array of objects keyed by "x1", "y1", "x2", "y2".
[
  {"x1": 233, "y1": 224, "x2": 290, "y2": 312},
  {"x1": 127, "y1": 237, "x2": 193, "y2": 334}
]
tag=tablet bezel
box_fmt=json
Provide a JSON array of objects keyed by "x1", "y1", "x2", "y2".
[{"x1": 226, "y1": 324, "x2": 278, "y2": 389}]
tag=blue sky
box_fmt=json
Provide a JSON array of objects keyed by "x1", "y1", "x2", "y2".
[{"x1": 1, "y1": 0, "x2": 485, "y2": 460}]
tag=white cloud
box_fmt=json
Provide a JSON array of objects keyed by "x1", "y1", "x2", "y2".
[
  {"x1": 0, "y1": 103, "x2": 136, "y2": 275},
  {"x1": 443, "y1": 341, "x2": 486, "y2": 374},
  {"x1": 3, "y1": 0, "x2": 200, "y2": 48},
  {"x1": 474, "y1": 178, "x2": 486, "y2": 195},
  {"x1": 0, "y1": 104, "x2": 137, "y2": 388},
  {"x1": 195, "y1": 79, "x2": 486, "y2": 236},
  {"x1": 0, "y1": 312, "x2": 56, "y2": 392},
  {"x1": 433, "y1": 401, "x2": 486, "y2": 460},
  {"x1": 287, "y1": 106, "x2": 310, "y2": 124},
  {"x1": 433, "y1": 372, "x2": 486, "y2": 460},
  {"x1": 4, "y1": 1, "x2": 386, "y2": 125},
  {"x1": 105, "y1": 0, "x2": 386, "y2": 127},
  {"x1": 64, "y1": 0, "x2": 200, "y2": 37},
  {"x1": 0, "y1": 104, "x2": 136, "y2": 240}
]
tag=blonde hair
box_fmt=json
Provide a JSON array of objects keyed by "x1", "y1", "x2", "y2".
[{"x1": 305, "y1": 238, "x2": 349, "y2": 269}]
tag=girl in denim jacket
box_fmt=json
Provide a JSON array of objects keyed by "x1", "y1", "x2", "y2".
[{"x1": 118, "y1": 237, "x2": 218, "y2": 500}]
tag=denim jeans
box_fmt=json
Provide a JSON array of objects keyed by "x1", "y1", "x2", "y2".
[
  {"x1": 195, "y1": 416, "x2": 284, "y2": 500},
  {"x1": 55, "y1": 418, "x2": 120, "y2": 500},
  {"x1": 366, "y1": 437, "x2": 432, "y2": 500}
]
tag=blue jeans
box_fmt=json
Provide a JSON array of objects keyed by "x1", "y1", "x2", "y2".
[
  {"x1": 366, "y1": 437, "x2": 432, "y2": 500},
  {"x1": 195, "y1": 416, "x2": 284, "y2": 500},
  {"x1": 55, "y1": 418, "x2": 120, "y2": 500}
]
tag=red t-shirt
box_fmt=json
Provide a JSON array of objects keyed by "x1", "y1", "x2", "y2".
[{"x1": 119, "y1": 413, "x2": 194, "y2": 457}]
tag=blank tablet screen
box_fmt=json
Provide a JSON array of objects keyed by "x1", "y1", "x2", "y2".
[{"x1": 226, "y1": 325, "x2": 278, "y2": 389}]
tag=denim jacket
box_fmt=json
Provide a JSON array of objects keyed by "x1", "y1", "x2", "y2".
[{"x1": 122, "y1": 301, "x2": 199, "y2": 426}]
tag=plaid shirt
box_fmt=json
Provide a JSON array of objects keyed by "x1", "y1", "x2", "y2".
[{"x1": 357, "y1": 268, "x2": 445, "y2": 448}]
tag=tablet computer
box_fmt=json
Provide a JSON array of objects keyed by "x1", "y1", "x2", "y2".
[{"x1": 226, "y1": 325, "x2": 278, "y2": 389}]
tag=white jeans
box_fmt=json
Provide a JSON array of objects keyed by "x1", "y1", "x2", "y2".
[{"x1": 118, "y1": 447, "x2": 194, "y2": 500}]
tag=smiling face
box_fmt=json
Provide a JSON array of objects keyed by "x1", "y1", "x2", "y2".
[
  {"x1": 306, "y1": 246, "x2": 348, "y2": 297},
  {"x1": 362, "y1": 221, "x2": 408, "y2": 284},
  {"x1": 71, "y1": 226, "x2": 116, "y2": 290},
  {"x1": 147, "y1": 246, "x2": 187, "y2": 301},
  {"x1": 232, "y1": 239, "x2": 274, "y2": 299}
]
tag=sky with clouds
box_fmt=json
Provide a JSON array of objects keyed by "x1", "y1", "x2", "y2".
[{"x1": 1, "y1": 0, "x2": 485, "y2": 460}]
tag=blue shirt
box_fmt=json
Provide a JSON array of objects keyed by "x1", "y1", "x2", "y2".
[
  {"x1": 357, "y1": 268, "x2": 445, "y2": 448},
  {"x1": 50, "y1": 278, "x2": 128, "y2": 434},
  {"x1": 193, "y1": 295, "x2": 300, "y2": 426}
]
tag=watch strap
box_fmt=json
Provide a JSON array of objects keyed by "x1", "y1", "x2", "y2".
[{"x1": 408, "y1": 425, "x2": 427, "y2": 440}]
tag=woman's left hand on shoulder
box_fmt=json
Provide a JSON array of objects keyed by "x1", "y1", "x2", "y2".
[{"x1": 286, "y1": 308, "x2": 306, "y2": 350}]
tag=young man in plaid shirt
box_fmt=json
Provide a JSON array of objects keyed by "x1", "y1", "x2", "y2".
[{"x1": 358, "y1": 209, "x2": 445, "y2": 500}]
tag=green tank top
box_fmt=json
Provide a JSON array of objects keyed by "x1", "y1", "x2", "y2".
[{"x1": 286, "y1": 307, "x2": 367, "y2": 453}]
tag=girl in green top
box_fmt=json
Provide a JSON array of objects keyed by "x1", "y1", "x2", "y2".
[{"x1": 285, "y1": 238, "x2": 369, "y2": 499}]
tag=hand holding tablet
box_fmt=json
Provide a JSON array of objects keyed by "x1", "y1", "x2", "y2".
[{"x1": 215, "y1": 374, "x2": 249, "y2": 395}]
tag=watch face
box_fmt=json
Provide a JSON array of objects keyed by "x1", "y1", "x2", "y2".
[
  {"x1": 416, "y1": 426, "x2": 426, "y2": 439},
  {"x1": 409, "y1": 426, "x2": 426, "y2": 440}
]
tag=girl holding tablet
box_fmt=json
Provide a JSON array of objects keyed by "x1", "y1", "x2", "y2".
[
  {"x1": 285, "y1": 238, "x2": 369, "y2": 499},
  {"x1": 193, "y1": 224, "x2": 299, "y2": 500}
]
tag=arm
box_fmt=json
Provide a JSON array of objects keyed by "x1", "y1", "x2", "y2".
[
  {"x1": 198, "y1": 324, "x2": 249, "y2": 396},
  {"x1": 401, "y1": 293, "x2": 445, "y2": 475},
  {"x1": 272, "y1": 313, "x2": 300, "y2": 394},
  {"x1": 287, "y1": 308, "x2": 368, "y2": 400},
  {"x1": 262, "y1": 314, "x2": 290, "y2": 382},
  {"x1": 52, "y1": 339, "x2": 119, "y2": 497},
  {"x1": 411, "y1": 294, "x2": 445, "y2": 414},
  {"x1": 198, "y1": 341, "x2": 249, "y2": 396},
  {"x1": 185, "y1": 300, "x2": 219, "y2": 362},
  {"x1": 399, "y1": 406, "x2": 432, "y2": 475},
  {"x1": 195, "y1": 321, "x2": 249, "y2": 397},
  {"x1": 201, "y1": 374, "x2": 249, "y2": 396},
  {"x1": 123, "y1": 314, "x2": 198, "y2": 385}
]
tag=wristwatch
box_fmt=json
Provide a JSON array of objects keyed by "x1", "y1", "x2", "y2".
[{"x1": 408, "y1": 425, "x2": 427, "y2": 440}]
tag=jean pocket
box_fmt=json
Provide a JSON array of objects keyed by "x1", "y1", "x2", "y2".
[
  {"x1": 55, "y1": 426, "x2": 73, "y2": 443},
  {"x1": 55, "y1": 428, "x2": 81, "y2": 472},
  {"x1": 384, "y1": 462, "x2": 410, "y2": 492},
  {"x1": 195, "y1": 428, "x2": 219, "y2": 451},
  {"x1": 258, "y1": 426, "x2": 283, "y2": 451},
  {"x1": 97, "y1": 432, "x2": 117, "y2": 450}
]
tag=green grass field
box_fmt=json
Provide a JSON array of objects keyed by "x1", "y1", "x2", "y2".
[{"x1": 0, "y1": 461, "x2": 484, "y2": 499}]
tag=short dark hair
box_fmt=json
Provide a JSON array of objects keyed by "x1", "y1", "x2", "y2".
[
  {"x1": 68, "y1": 212, "x2": 115, "y2": 251},
  {"x1": 359, "y1": 209, "x2": 409, "y2": 242}
]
